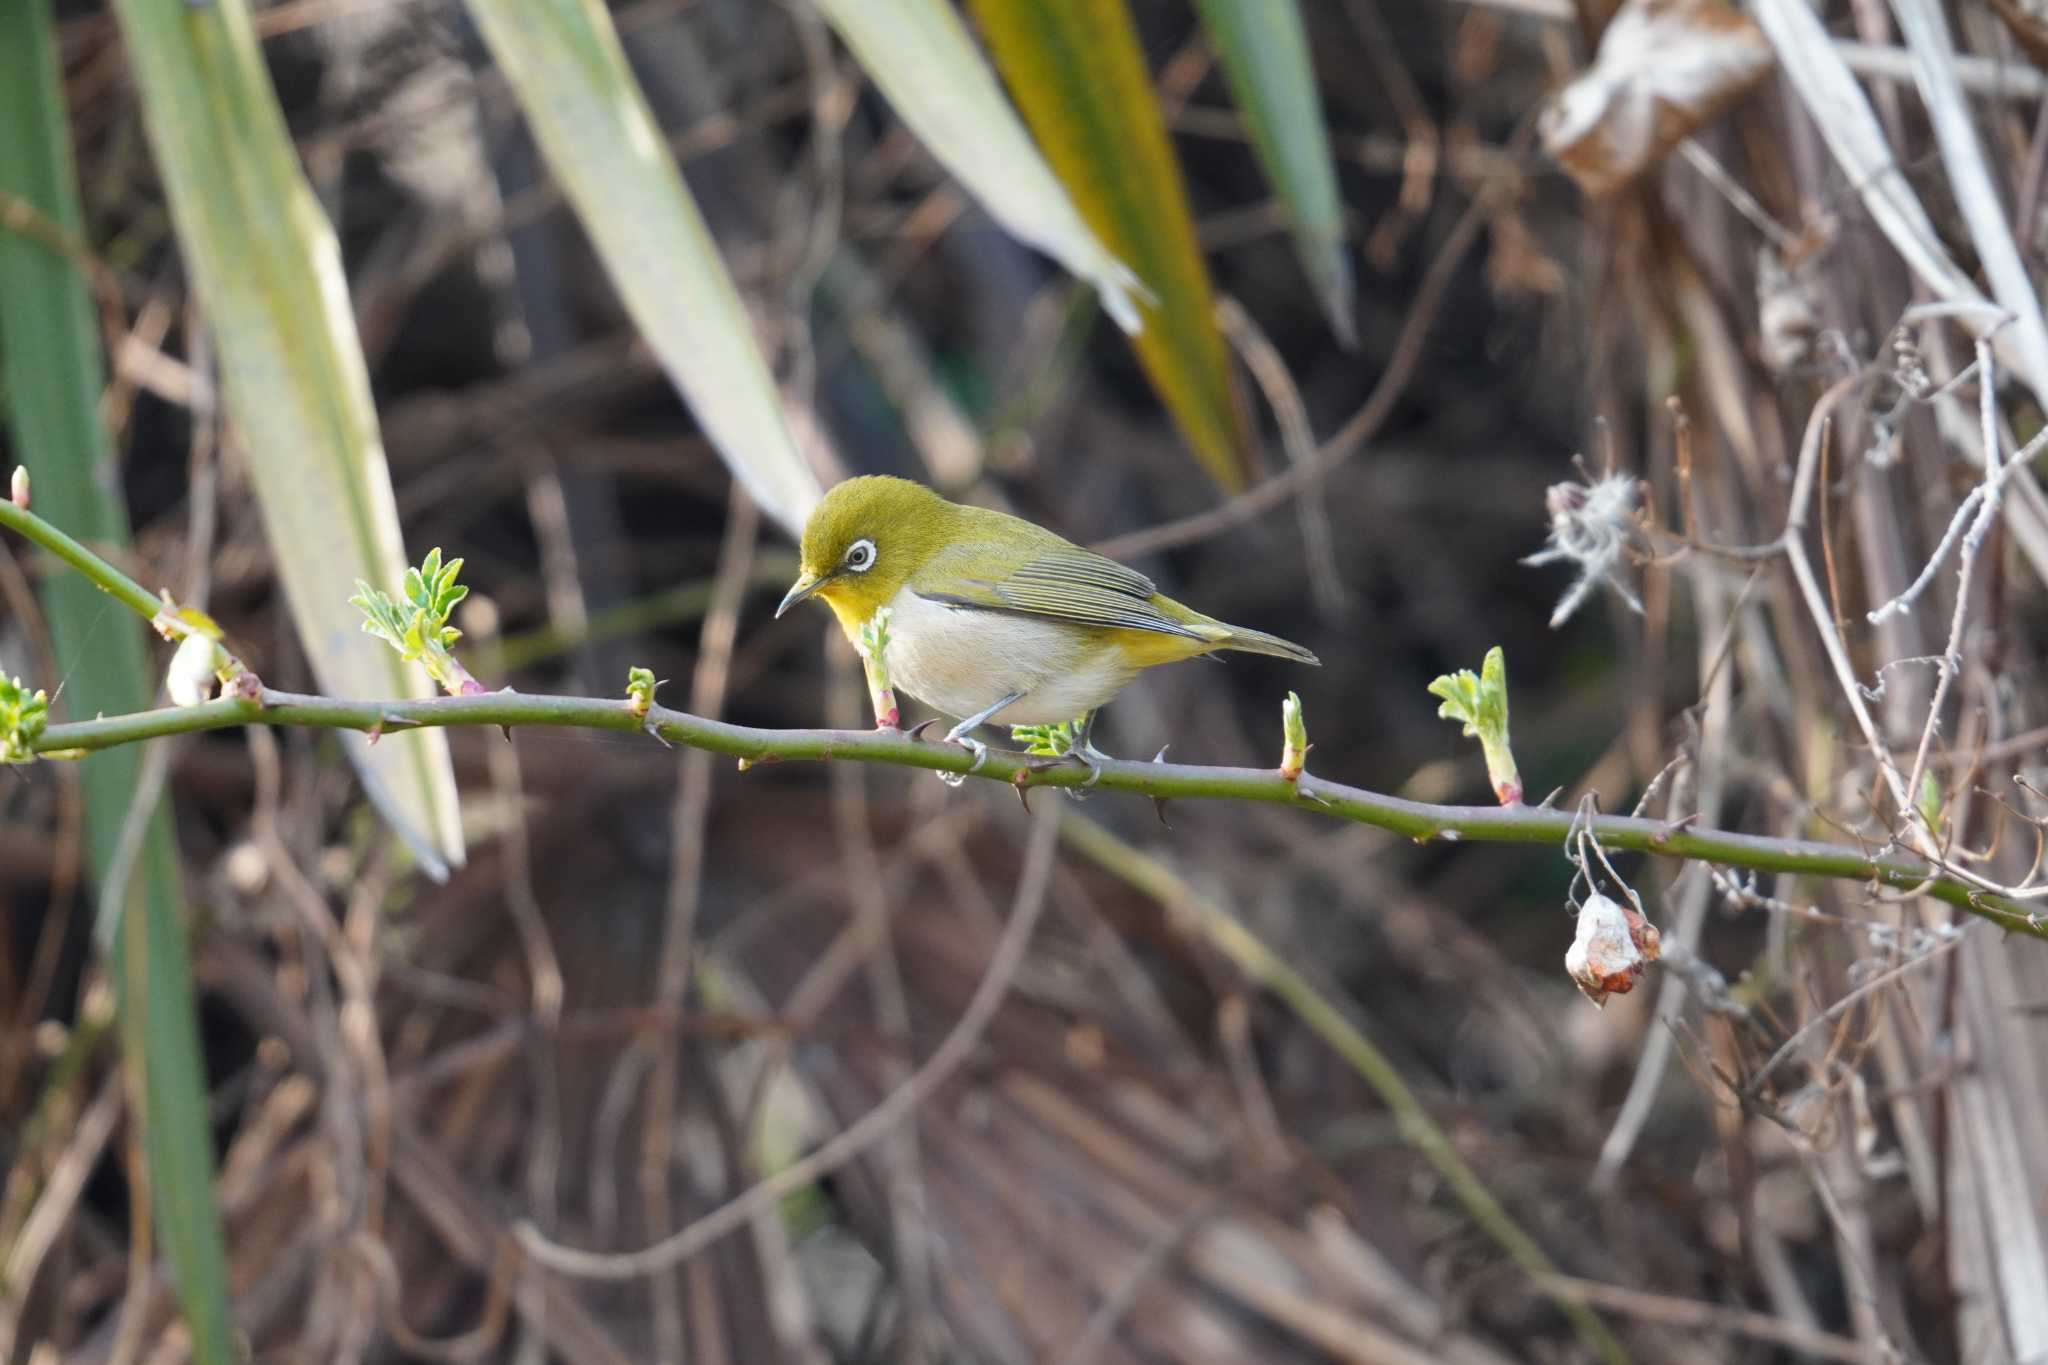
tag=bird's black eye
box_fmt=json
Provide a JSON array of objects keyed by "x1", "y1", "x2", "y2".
[{"x1": 845, "y1": 538, "x2": 876, "y2": 572}]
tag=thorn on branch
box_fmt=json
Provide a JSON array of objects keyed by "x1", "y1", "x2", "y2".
[
  {"x1": 366, "y1": 712, "x2": 424, "y2": 747},
  {"x1": 1151, "y1": 744, "x2": 1173, "y2": 827},
  {"x1": 1649, "y1": 811, "x2": 1701, "y2": 847}
]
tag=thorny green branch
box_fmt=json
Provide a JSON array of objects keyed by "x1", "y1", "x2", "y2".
[
  {"x1": 24, "y1": 689, "x2": 2047, "y2": 939},
  {"x1": 0, "y1": 495, "x2": 162, "y2": 622},
  {"x1": 5, "y1": 475, "x2": 2045, "y2": 939}
]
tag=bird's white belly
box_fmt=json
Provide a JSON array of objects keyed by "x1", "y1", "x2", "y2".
[{"x1": 880, "y1": 587, "x2": 1139, "y2": 726}]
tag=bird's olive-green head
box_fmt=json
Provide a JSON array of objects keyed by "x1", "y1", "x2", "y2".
[{"x1": 777, "y1": 476, "x2": 959, "y2": 634}]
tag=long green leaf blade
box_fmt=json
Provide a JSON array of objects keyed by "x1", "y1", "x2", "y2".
[
  {"x1": 967, "y1": 0, "x2": 1254, "y2": 490},
  {"x1": 465, "y1": 0, "x2": 824, "y2": 537},
  {"x1": 1190, "y1": 0, "x2": 1354, "y2": 345},
  {"x1": 111, "y1": 0, "x2": 465, "y2": 877},
  {"x1": 0, "y1": 4, "x2": 234, "y2": 1358},
  {"x1": 812, "y1": 0, "x2": 1144, "y2": 333},
  {"x1": 115, "y1": 820, "x2": 231, "y2": 1364}
]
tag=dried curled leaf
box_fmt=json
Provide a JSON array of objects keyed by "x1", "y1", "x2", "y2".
[
  {"x1": 1989, "y1": 0, "x2": 2048, "y2": 72},
  {"x1": 1756, "y1": 244, "x2": 1822, "y2": 374},
  {"x1": 1539, "y1": 0, "x2": 1773, "y2": 197},
  {"x1": 1565, "y1": 892, "x2": 1663, "y2": 1008}
]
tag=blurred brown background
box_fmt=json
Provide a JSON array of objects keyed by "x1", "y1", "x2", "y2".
[{"x1": 9, "y1": 0, "x2": 2048, "y2": 1362}]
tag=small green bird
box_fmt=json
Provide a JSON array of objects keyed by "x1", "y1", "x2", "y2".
[{"x1": 776, "y1": 476, "x2": 1319, "y2": 780}]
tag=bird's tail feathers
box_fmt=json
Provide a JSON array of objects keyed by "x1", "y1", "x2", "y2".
[{"x1": 1206, "y1": 624, "x2": 1320, "y2": 666}]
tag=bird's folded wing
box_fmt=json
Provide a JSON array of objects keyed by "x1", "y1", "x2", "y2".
[{"x1": 913, "y1": 546, "x2": 1207, "y2": 639}]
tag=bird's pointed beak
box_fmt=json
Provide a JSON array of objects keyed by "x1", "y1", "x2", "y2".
[{"x1": 776, "y1": 571, "x2": 828, "y2": 619}]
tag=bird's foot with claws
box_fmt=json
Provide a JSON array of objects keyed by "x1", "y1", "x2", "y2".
[
  {"x1": 1064, "y1": 734, "x2": 1111, "y2": 797},
  {"x1": 937, "y1": 727, "x2": 991, "y2": 787},
  {"x1": 1056, "y1": 713, "x2": 1110, "y2": 799},
  {"x1": 931, "y1": 694, "x2": 1023, "y2": 789}
]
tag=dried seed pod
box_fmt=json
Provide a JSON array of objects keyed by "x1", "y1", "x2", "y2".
[{"x1": 1524, "y1": 471, "x2": 1647, "y2": 627}]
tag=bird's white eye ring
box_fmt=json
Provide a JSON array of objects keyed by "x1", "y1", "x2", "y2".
[{"x1": 845, "y1": 538, "x2": 876, "y2": 572}]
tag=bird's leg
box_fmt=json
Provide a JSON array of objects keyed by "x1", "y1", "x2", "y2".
[
  {"x1": 1065, "y1": 710, "x2": 1111, "y2": 796},
  {"x1": 935, "y1": 692, "x2": 1025, "y2": 787}
]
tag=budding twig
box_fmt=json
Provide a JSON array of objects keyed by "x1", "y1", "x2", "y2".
[
  {"x1": 1278, "y1": 691, "x2": 1309, "y2": 782},
  {"x1": 351, "y1": 548, "x2": 485, "y2": 698},
  {"x1": 0, "y1": 675, "x2": 50, "y2": 764},
  {"x1": 625, "y1": 666, "x2": 662, "y2": 723},
  {"x1": 854, "y1": 606, "x2": 899, "y2": 730},
  {"x1": 1429, "y1": 646, "x2": 1523, "y2": 806}
]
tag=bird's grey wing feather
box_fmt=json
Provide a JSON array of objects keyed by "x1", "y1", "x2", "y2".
[{"x1": 911, "y1": 545, "x2": 1206, "y2": 639}]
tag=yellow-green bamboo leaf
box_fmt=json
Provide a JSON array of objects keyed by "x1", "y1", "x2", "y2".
[
  {"x1": 967, "y1": 0, "x2": 1253, "y2": 490},
  {"x1": 0, "y1": 2, "x2": 233, "y2": 1357},
  {"x1": 111, "y1": 0, "x2": 464, "y2": 877},
  {"x1": 1191, "y1": 0, "x2": 1354, "y2": 345},
  {"x1": 812, "y1": 0, "x2": 1144, "y2": 333},
  {"x1": 465, "y1": 0, "x2": 823, "y2": 537}
]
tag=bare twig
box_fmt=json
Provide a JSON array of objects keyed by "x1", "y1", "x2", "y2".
[
  {"x1": 639, "y1": 484, "x2": 757, "y2": 1356},
  {"x1": 826, "y1": 637, "x2": 935, "y2": 1362},
  {"x1": 1061, "y1": 814, "x2": 1632, "y2": 1365},
  {"x1": 1094, "y1": 137, "x2": 1526, "y2": 561},
  {"x1": 1532, "y1": 1272, "x2": 1869, "y2": 1362},
  {"x1": 515, "y1": 802, "x2": 1062, "y2": 1278},
  {"x1": 1213, "y1": 294, "x2": 1347, "y2": 615},
  {"x1": 1899, "y1": 338, "x2": 2017, "y2": 834},
  {"x1": 1743, "y1": 929, "x2": 1966, "y2": 1100}
]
